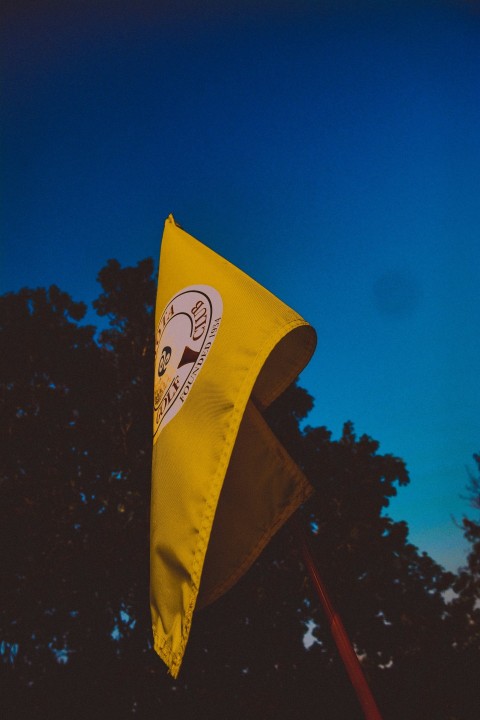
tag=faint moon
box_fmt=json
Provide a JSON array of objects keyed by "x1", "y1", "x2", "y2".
[{"x1": 373, "y1": 269, "x2": 422, "y2": 319}]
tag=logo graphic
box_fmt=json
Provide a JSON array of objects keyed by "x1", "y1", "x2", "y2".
[{"x1": 154, "y1": 285, "x2": 222, "y2": 439}]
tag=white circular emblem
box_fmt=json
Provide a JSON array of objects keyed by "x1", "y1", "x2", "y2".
[{"x1": 154, "y1": 285, "x2": 223, "y2": 439}]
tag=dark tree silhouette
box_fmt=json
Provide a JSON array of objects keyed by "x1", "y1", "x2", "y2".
[
  {"x1": 1, "y1": 260, "x2": 478, "y2": 719},
  {"x1": 447, "y1": 454, "x2": 480, "y2": 719},
  {"x1": 456, "y1": 454, "x2": 480, "y2": 608}
]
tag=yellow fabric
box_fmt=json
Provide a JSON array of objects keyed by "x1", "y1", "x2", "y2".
[{"x1": 151, "y1": 215, "x2": 316, "y2": 677}]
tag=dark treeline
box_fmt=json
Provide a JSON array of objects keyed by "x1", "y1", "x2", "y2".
[{"x1": 1, "y1": 258, "x2": 479, "y2": 719}]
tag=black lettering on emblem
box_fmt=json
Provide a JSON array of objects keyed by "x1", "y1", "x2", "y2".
[{"x1": 158, "y1": 346, "x2": 172, "y2": 377}]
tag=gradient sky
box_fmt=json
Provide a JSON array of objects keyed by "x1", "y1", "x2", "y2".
[{"x1": 2, "y1": 0, "x2": 479, "y2": 571}]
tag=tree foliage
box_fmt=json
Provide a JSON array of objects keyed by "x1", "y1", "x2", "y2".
[{"x1": 1, "y1": 260, "x2": 478, "y2": 719}]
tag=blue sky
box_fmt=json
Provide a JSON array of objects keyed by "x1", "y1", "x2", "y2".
[{"x1": 2, "y1": 0, "x2": 479, "y2": 571}]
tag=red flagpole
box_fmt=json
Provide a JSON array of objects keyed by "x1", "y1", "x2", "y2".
[{"x1": 295, "y1": 520, "x2": 383, "y2": 720}]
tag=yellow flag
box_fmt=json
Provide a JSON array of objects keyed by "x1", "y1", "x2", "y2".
[{"x1": 151, "y1": 215, "x2": 316, "y2": 677}]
